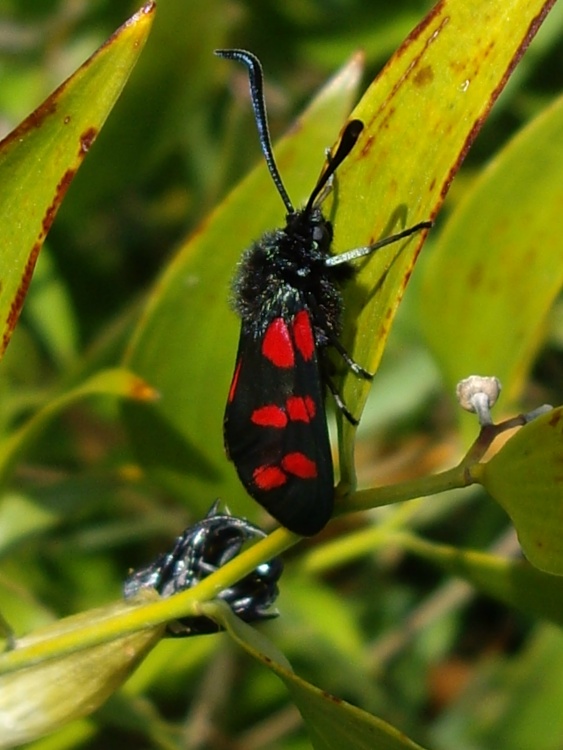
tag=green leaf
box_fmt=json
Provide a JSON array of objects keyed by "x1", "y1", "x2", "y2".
[
  {"x1": 0, "y1": 2, "x2": 155, "y2": 359},
  {"x1": 475, "y1": 406, "x2": 563, "y2": 574},
  {"x1": 205, "y1": 601, "x2": 428, "y2": 750},
  {"x1": 123, "y1": 54, "x2": 364, "y2": 517},
  {"x1": 399, "y1": 533, "x2": 563, "y2": 627},
  {"x1": 420, "y1": 92, "x2": 563, "y2": 408}
]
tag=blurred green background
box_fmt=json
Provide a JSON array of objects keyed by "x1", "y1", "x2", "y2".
[{"x1": 1, "y1": 0, "x2": 563, "y2": 748}]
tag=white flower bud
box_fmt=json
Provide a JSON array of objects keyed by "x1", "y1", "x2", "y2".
[{"x1": 456, "y1": 375, "x2": 502, "y2": 425}]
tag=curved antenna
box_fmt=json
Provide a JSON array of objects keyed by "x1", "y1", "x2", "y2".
[
  {"x1": 305, "y1": 119, "x2": 364, "y2": 213},
  {"x1": 215, "y1": 49, "x2": 294, "y2": 214}
]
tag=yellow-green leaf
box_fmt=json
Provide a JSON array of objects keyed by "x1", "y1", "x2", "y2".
[
  {"x1": 0, "y1": 2, "x2": 155, "y2": 359},
  {"x1": 335, "y1": 0, "x2": 557, "y2": 481},
  {"x1": 0, "y1": 601, "x2": 164, "y2": 748},
  {"x1": 475, "y1": 406, "x2": 563, "y2": 574}
]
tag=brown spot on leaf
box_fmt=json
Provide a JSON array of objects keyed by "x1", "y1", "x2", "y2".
[
  {"x1": 467, "y1": 263, "x2": 484, "y2": 289},
  {"x1": 402, "y1": 267, "x2": 413, "y2": 289},
  {"x1": 79, "y1": 126, "x2": 98, "y2": 155},
  {"x1": 321, "y1": 690, "x2": 342, "y2": 704},
  {"x1": 0, "y1": 99, "x2": 58, "y2": 151},
  {"x1": 2, "y1": 241, "x2": 42, "y2": 356},
  {"x1": 482, "y1": 39, "x2": 496, "y2": 61},
  {"x1": 548, "y1": 410, "x2": 563, "y2": 428},
  {"x1": 41, "y1": 169, "x2": 76, "y2": 239},
  {"x1": 439, "y1": 114, "x2": 485, "y2": 200},
  {"x1": 398, "y1": 1, "x2": 448, "y2": 53},
  {"x1": 360, "y1": 135, "x2": 374, "y2": 157},
  {"x1": 413, "y1": 65, "x2": 434, "y2": 87},
  {"x1": 362, "y1": 12, "x2": 450, "y2": 147}
]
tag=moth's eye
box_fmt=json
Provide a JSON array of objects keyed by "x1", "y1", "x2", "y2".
[{"x1": 312, "y1": 226, "x2": 326, "y2": 243}]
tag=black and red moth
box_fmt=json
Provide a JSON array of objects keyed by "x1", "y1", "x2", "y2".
[{"x1": 217, "y1": 49, "x2": 431, "y2": 536}]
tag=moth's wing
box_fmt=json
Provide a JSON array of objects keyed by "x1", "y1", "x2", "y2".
[{"x1": 224, "y1": 310, "x2": 334, "y2": 536}]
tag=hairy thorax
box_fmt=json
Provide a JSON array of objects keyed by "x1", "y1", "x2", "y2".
[{"x1": 232, "y1": 208, "x2": 354, "y2": 340}]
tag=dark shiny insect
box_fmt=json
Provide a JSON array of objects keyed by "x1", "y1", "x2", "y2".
[
  {"x1": 123, "y1": 501, "x2": 283, "y2": 637},
  {"x1": 217, "y1": 49, "x2": 431, "y2": 536}
]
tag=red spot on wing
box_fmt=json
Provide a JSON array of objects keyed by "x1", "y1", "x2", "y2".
[
  {"x1": 253, "y1": 451, "x2": 318, "y2": 491},
  {"x1": 286, "y1": 396, "x2": 316, "y2": 422},
  {"x1": 228, "y1": 360, "x2": 242, "y2": 403},
  {"x1": 281, "y1": 452, "x2": 317, "y2": 479},
  {"x1": 251, "y1": 405, "x2": 288, "y2": 428},
  {"x1": 292, "y1": 310, "x2": 315, "y2": 361},
  {"x1": 262, "y1": 318, "x2": 295, "y2": 367},
  {"x1": 253, "y1": 464, "x2": 287, "y2": 490}
]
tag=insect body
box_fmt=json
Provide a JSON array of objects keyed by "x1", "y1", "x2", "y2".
[
  {"x1": 217, "y1": 49, "x2": 431, "y2": 536},
  {"x1": 123, "y1": 501, "x2": 282, "y2": 636}
]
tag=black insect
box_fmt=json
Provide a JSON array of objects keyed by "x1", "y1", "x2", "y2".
[
  {"x1": 217, "y1": 49, "x2": 431, "y2": 536},
  {"x1": 123, "y1": 501, "x2": 283, "y2": 636}
]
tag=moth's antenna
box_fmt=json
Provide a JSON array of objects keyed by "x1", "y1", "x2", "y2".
[
  {"x1": 215, "y1": 49, "x2": 294, "y2": 214},
  {"x1": 305, "y1": 119, "x2": 364, "y2": 213}
]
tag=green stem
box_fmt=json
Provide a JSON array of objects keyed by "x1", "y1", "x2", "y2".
[
  {"x1": 0, "y1": 527, "x2": 297, "y2": 676},
  {"x1": 0, "y1": 411, "x2": 529, "y2": 677},
  {"x1": 342, "y1": 410, "x2": 528, "y2": 514}
]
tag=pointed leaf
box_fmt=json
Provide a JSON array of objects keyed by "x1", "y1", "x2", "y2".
[{"x1": 0, "y1": 2, "x2": 155, "y2": 358}]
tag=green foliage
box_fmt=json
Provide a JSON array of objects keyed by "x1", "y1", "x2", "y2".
[{"x1": 0, "y1": 0, "x2": 563, "y2": 748}]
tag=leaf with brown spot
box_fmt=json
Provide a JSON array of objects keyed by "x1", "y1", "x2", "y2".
[
  {"x1": 332, "y1": 0, "x2": 557, "y2": 484},
  {"x1": 0, "y1": 2, "x2": 155, "y2": 359}
]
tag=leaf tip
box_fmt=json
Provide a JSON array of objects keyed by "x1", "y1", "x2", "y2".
[{"x1": 129, "y1": 376, "x2": 160, "y2": 402}]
